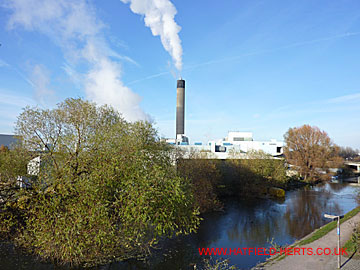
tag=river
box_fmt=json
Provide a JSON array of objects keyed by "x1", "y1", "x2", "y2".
[{"x1": 1, "y1": 182, "x2": 359, "y2": 270}]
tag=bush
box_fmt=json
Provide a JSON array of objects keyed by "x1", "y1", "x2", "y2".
[
  {"x1": 202, "y1": 258, "x2": 237, "y2": 270},
  {"x1": 224, "y1": 150, "x2": 288, "y2": 196},
  {"x1": 177, "y1": 151, "x2": 222, "y2": 213}
]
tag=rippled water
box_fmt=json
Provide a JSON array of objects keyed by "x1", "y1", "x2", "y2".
[{"x1": 1, "y1": 182, "x2": 359, "y2": 270}]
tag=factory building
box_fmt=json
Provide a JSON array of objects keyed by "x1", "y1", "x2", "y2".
[
  {"x1": 218, "y1": 131, "x2": 283, "y2": 156},
  {"x1": 166, "y1": 79, "x2": 284, "y2": 158},
  {"x1": 177, "y1": 131, "x2": 284, "y2": 159}
]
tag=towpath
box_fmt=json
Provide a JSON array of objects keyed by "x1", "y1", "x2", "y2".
[{"x1": 254, "y1": 212, "x2": 360, "y2": 270}]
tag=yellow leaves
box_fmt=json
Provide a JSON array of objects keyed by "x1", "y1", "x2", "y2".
[
  {"x1": 16, "y1": 195, "x2": 30, "y2": 209},
  {"x1": 44, "y1": 186, "x2": 55, "y2": 194}
]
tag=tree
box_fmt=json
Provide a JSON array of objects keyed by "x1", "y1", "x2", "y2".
[
  {"x1": 339, "y1": 146, "x2": 359, "y2": 160},
  {"x1": 0, "y1": 141, "x2": 33, "y2": 238},
  {"x1": 1, "y1": 98, "x2": 200, "y2": 266},
  {"x1": 284, "y1": 125, "x2": 342, "y2": 182}
]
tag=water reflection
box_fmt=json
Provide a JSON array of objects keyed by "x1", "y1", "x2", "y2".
[
  {"x1": 0, "y1": 183, "x2": 359, "y2": 270},
  {"x1": 284, "y1": 186, "x2": 340, "y2": 239},
  {"x1": 190, "y1": 182, "x2": 359, "y2": 270},
  {"x1": 224, "y1": 200, "x2": 284, "y2": 246}
]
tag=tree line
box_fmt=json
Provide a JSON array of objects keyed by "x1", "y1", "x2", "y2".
[{"x1": 0, "y1": 97, "x2": 357, "y2": 267}]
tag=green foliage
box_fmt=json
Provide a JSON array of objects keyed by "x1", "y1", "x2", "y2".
[
  {"x1": 177, "y1": 149, "x2": 288, "y2": 210},
  {"x1": 342, "y1": 207, "x2": 360, "y2": 256},
  {"x1": 202, "y1": 258, "x2": 237, "y2": 270},
  {"x1": 242, "y1": 150, "x2": 287, "y2": 184},
  {"x1": 224, "y1": 150, "x2": 288, "y2": 196},
  {"x1": 0, "y1": 143, "x2": 32, "y2": 238},
  {"x1": 1, "y1": 98, "x2": 200, "y2": 266},
  {"x1": 355, "y1": 223, "x2": 360, "y2": 254},
  {"x1": 0, "y1": 204, "x2": 24, "y2": 238},
  {"x1": 177, "y1": 151, "x2": 222, "y2": 213},
  {"x1": 342, "y1": 229, "x2": 359, "y2": 256}
]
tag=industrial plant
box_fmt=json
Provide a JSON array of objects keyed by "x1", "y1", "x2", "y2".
[{"x1": 165, "y1": 79, "x2": 284, "y2": 158}]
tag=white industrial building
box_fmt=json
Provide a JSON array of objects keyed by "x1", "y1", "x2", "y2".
[
  {"x1": 166, "y1": 131, "x2": 284, "y2": 159},
  {"x1": 170, "y1": 80, "x2": 283, "y2": 159}
]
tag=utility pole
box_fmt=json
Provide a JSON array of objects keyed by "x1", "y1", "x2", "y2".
[{"x1": 324, "y1": 214, "x2": 344, "y2": 269}]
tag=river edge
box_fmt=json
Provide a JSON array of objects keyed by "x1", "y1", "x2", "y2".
[
  {"x1": 252, "y1": 206, "x2": 360, "y2": 270},
  {"x1": 0, "y1": 181, "x2": 358, "y2": 270}
]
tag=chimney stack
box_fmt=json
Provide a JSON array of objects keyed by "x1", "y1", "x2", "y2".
[{"x1": 176, "y1": 79, "x2": 185, "y2": 137}]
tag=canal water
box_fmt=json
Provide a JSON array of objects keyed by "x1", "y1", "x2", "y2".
[{"x1": 1, "y1": 182, "x2": 359, "y2": 270}]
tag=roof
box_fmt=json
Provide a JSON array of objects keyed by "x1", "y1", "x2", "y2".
[{"x1": 0, "y1": 134, "x2": 18, "y2": 148}]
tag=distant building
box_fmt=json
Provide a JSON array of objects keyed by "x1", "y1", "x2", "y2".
[
  {"x1": 226, "y1": 131, "x2": 253, "y2": 142},
  {"x1": 219, "y1": 131, "x2": 283, "y2": 156},
  {"x1": 0, "y1": 134, "x2": 18, "y2": 149},
  {"x1": 165, "y1": 131, "x2": 284, "y2": 159}
]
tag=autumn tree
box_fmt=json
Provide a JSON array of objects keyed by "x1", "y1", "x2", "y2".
[{"x1": 284, "y1": 124, "x2": 342, "y2": 182}]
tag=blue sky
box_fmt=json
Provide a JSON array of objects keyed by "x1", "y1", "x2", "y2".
[{"x1": 1, "y1": 0, "x2": 360, "y2": 148}]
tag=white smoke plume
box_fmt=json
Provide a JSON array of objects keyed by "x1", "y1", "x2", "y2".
[
  {"x1": 121, "y1": 0, "x2": 183, "y2": 71},
  {"x1": 4, "y1": 0, "x2": 148, "y2": 121}
]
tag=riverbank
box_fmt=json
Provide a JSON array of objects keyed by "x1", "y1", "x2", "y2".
[
  {"x1": 1, "y1": 182, "x2": 358, "y2": 269},
  {"x1": 254, "y1": 207, "x2": 360, "y2": 270}
]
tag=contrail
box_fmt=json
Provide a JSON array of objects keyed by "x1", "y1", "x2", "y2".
[
  {"x1": 12, "y1": 66, "x2": 36, "y2": 88},
  {"x1": 128, "y1": 31, "x2": 360, "y2": 85},
  {"x1": 127, "y1": 71, "x2": 170, "y2": 85}
]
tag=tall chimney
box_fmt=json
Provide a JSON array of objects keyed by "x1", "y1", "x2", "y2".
[{"x1": 176, "y1": 79, "x2": 185, "y2": 137}]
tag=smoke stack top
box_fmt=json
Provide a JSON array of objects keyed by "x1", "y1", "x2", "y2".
[{"x1": 177, "y1": 79, "x2": 185, "y2": 88}]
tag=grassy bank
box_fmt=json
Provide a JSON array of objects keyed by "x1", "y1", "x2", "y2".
[
  {"x1": 258, "y1": 206, "x2": 360, "y2": 266},
  {"x1": 342, "y1": 219, "x2": 360, "y2": 257},
  {"x1": 342, "y1": 237, "x2": 358, "y2": 256},
  {"x1": 298, "y1": 206, "x2": 360, "y2": 246}
]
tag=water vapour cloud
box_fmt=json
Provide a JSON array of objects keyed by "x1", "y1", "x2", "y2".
[
  {"x1": 4, "y1": 0, "x2": 148, "y2": 122},
  {"x1": 121, "y1": 0, "x2": 183, "y2": 71}
]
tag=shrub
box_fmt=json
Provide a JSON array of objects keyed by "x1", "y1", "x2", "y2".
[
  {"x1": 177, "y1": 151, "x2": 222, "y2": 213},
  {"x1": 224, "y1": 150, "x2": 288, "y2": 196}
]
